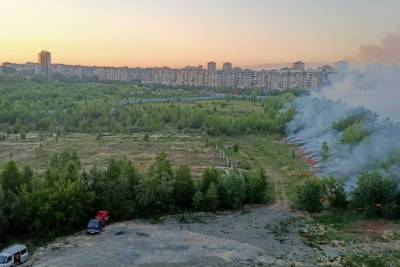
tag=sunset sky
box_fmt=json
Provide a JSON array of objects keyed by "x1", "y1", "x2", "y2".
[{"x1": 1, "y1": 0, "x2": 400, "y2": 67}]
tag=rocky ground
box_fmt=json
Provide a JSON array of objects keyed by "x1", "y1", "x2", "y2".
[{"x1": 28, "y1": 206, "x2": 324, "y2": 267}]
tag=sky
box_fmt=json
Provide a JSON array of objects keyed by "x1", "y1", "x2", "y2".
[{"x1": 1, "y1": 0, "x2": 400, "y2": 68}]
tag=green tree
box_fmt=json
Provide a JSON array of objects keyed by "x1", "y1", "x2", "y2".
[
  {"x1": 136, "y1": 152, "x2": 175, "y2": 216},
  {"x1": 323, "y1": 176, "x2": 348, "y2": 209},
  {"x1": 205, "y1": 182, "x2": 220, "y2": 211},
  {"x1": 173, "y1": 165, "x2": 195, "y2": 209},
  {"x1": 0, "y1": 186, "x2": 4, "y2": 237},
  {"x1": 201, "y1": 167, "x2": 220, "y2": 193},
  {"x1": 1, "y1": 161, "x2": 22, "y2": 194},
  {"x1": 247, "y1": 168, "x2": 268, "y2": 204},
  {"x1": 220, "y1": 170, "x2": 247, "y2": 209},
  {"x1": 296, "y1": 177, "x2": 323, "y2": 213},
  {"x1": 193, "y1": 190, "x2": 205, "y2": 211},
  {"x1": 352, "y1": 172, "x2": 398, "y2": 218}
]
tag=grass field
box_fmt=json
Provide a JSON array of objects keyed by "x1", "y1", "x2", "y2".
[
  {"x1": 0, "y1": 132, "x2": 226, "y2": 177},
  {"x1": 211, "y1": 134, "x2": 308, "y2": 202}
]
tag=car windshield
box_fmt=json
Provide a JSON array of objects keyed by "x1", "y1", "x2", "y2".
[
  {"x1": 0, "y1": 255, "x2": 7, "y2": 264},
  {"x1": 88, "y1": 221, "x2": 99, "y2": 228}
]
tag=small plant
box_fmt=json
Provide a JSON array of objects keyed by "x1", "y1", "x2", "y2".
[
  {"x1": 323, "y1": 176, "x2": 348, "y2": 209},
  {"x1": 296, "y1": 177, "x2": 323, "y2": 213},
  {"x1": 144, "y1": 134, "x2": 150, "y2": 142}
]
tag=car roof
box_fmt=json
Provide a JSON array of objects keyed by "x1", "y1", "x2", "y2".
[
  {"x1": 0, "y1": 252, "x2": 11, "y2": 257},
  {"x1": 2, "y1": 244, "x2": 27, "y2": 254}
]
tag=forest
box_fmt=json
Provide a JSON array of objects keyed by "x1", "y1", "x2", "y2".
[
  {"x1": 0, "y1": 150, "x2": 268, "y2": 240},
  {"x1": 0, "y1": 76, "x2": 295, "y2": 137}
]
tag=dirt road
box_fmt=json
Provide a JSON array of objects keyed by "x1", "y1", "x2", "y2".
[{"x1": 29, "y1": 207, "x2": 320, "y2": 267}]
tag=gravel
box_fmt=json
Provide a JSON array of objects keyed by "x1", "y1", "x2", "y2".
[{"x1": 29, "y1": 206, "x2": 320, "y2": 266}]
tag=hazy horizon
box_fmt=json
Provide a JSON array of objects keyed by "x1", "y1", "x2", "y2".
[{"x1": 2, "y1": 0, "x2": 400, "y2": 67}]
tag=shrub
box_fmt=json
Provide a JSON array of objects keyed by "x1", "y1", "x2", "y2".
[
  {"x1": 323, "y1": 176, "x2": 348, "y2": 209},
  {"x1": 220, "y1": 170, "x2": 247, "y2": 209},
  {"x1": 246, "y1": 168, "x2": 268, "y2": 204},
  {"x1": 201, "y1": 167, "x2": 220, "y2": 193},
  {"x1": 193, "y1": 190, "x2": 205, "y2": 211},
  {"x1": 352, "y1": 172, "x2": 398, "y2": 218},
  {"x1": 340, "y1": 122, "x2": 369, "y2": 145},
  {"x1": 296, "y1": 177, "x2": 323, "y2": 213},
  {"x1": 233, "y1": 143, "x2": 239, "y2": 153},
  {"x1": 173, "y1": 165, "x2": 195, "y2": 209}
]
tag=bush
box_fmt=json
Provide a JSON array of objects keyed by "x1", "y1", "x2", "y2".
[
  {"x1": 296, "y1": 177, "x2": 323, "y2": 213},
  {"x1": 173, "y1": 165, "x2": 195, "y2": 209},
  {"x1": 352, "y1": 172, "x2": 398, "y2": 218},
  {"x1": 193, "y1": 190, "x2": 205, "y2": 211},
  {"x1": 220, "y1": 170, "x2": 247, "y2": 209},
  {"x1": 340, "y1": 122, "x2": 369, "y2": 145},
  {"x1": 323, "y1": 176, "x2": 348, "y2": 209},
  {"x1": 246, "y1": 168, "x2": 268, "y2": 204},
  {"x1": 233, "y1": 143, "x2": 239, "y2": 153},
  {"x1": 201, "y1": 167, "x2": 220, "y2": 193}
]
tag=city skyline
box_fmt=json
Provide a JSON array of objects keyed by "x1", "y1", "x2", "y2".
[{"x1": 2, "y1": 0, "x2": 400, "y2": 67}]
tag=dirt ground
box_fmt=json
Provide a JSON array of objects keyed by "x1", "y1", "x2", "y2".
[{"x1": 28, "y1": 206, "x2": 322, "y2": 267}]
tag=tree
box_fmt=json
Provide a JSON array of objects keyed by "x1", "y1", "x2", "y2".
[
  {"x1": 352, "y1": 172, "x2": 398, "y2": 218},
  {"x1": 220, "y1": 170, "x2": 247, "y2": 209},
  {"x1": 193, "y1": 190, "x2": 205, "y2": 211},
  {"x1": 0, "y1": 186, "x2": 5, "y2": 237},
  {"x1": 296, "y1": 177, "x2": 323, "y2": 213},
  {"x1": 323, "y1": 176, "x2": 348, "y2": 209},
  {"x1": 201, "y1": 167, "x2": 220, "y2": 193},
  {"x1": 136, "y1": 152, "x2": 175, "y2": 216},
  {"x1": 247, "y1": 168, "x2": 268, "y2": 204},
  {"x1": 321, "y1": 142, "x2": 329, "y2": 162},
  {"x1": 173, "y1": 165, "x2": 195, "y2": 209},
  {"x1": 205, "y1": 182, "x2": 220, "y2": 211},
  {"x1": 1, "y1": 161, "x2": 22, "y2": 194}
]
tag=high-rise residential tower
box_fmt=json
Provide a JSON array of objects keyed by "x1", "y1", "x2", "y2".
[
  {"x1": 207, "y1": 61, "x2": 217, "y2": 87},
  {"x1": 222, "y1": 62, "x2": 232, "y2": 71},
  {"x1": 292, "y1": 61, "x2": 305, "y2": 71},
  {"x1": 38, "y1": 50, "x2": 52, "y2": 74}
]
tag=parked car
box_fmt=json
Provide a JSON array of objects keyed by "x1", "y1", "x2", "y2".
[
  {"x1": 0, "y1": 244, "x2": 29, "y2": 267},
  {"x1": 95, "y1": 210, "x2": 109, "y2": 226},
  {"x1": 86, "y1": 218, "x2": 103, "y2": 234}
]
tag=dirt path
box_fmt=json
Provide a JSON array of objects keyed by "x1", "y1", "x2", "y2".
[{"x1": 263, "y1": 165, "x2": 291, "y2": 210}]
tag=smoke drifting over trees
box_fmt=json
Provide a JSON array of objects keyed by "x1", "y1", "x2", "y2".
[{"x1": 287, "y1": 66, "x2": 400, "y2": 189}]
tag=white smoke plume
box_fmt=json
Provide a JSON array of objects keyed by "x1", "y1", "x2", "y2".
[{"x1": 286, "y1": 65, "x2": 400, "y2": 189}]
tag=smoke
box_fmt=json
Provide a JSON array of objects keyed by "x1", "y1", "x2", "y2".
[
  {"x1": 359, "y1": 28, "x2": 400, "y2": 64},
  {"x1": 286, "y1": 65, "x2": 400, "y2": 189}
]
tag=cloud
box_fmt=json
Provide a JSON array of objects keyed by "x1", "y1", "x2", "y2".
[{"x1": 359, "y1": 28, "x2": 400, "y2": 63}]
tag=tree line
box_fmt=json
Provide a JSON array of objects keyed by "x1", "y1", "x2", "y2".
[
  {"x1": 296, "y1": 173, "x2": 399, "y2": 219},
  {"x1": 0, "y1": 150, "x2": 269, "y2": 240}
]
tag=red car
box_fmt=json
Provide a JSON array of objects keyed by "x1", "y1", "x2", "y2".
[{"x1": 95, "y1": 210, "x2": 109, "y2": 226}]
